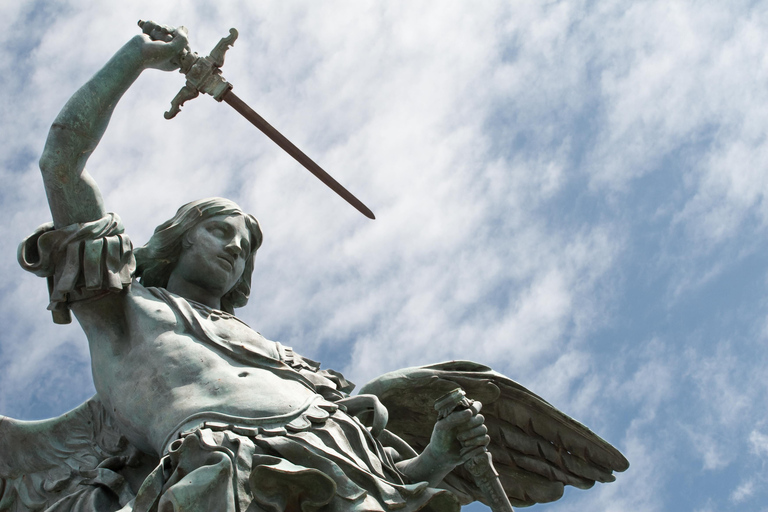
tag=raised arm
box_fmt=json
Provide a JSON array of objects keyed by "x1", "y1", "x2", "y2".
[{"x1": 40, "y1": 23, "x2": 188, "y2": 228}]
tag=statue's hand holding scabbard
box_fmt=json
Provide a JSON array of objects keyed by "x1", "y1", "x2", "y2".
[{"x1": 435, "y1": 389, "x2": 515, "y2": 512}]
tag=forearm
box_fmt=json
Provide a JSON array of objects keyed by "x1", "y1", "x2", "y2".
[
  {"x1": 49, "y1": 36, "x2": 145, "y2": 147},
  {"x1": 40, "y1": 36, "x2": 146, "y2": 227},
  {"x1": 396, "y1": 445, "x2": 455, "y2": 487}
]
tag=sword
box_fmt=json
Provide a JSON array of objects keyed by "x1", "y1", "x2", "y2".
[{"x1": 138, "y1": 21, "x2": 375, "y2": 220}]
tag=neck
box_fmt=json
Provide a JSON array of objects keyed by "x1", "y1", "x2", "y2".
[{"x1": 165, "y1": 274, "x2": 222, "y2": 310}]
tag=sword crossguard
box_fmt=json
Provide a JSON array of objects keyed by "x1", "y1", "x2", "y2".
[
  {"x1": 164, "y1": 84, "x2": 199, "y2": 120},
  {"x1": 138, "y1": 21, "x2": 239, "y2": 119}
]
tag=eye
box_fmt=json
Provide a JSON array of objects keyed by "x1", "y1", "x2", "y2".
[{"x1": 208, "y1": 223, "x2": 229, "y2": 237}]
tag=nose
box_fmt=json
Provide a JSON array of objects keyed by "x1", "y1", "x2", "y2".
[{"x1": 224, "y1": 237, "x2": 244, "y2": 258}]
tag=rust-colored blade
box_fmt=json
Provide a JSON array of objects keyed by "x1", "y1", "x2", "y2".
[{"x1": 222, "y1": 90, "x2": 375, "y2": 219}]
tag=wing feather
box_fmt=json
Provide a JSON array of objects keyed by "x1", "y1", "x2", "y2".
[{"x1": 0, "y1": 396, "x2": 151, "y2": 512}]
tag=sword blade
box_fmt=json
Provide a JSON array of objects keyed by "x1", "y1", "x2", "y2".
[{"x1": 222, "y1": 90, "x2": 375, "y2": 220}]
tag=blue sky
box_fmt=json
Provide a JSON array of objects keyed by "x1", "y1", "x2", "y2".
[{"x1": 2, "y1": 1, "x2": 768, "y2": 511}]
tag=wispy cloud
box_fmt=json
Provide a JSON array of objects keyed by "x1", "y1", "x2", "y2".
[{"x1": 2, "y1": 2, "x2": 768, "y2": 512}]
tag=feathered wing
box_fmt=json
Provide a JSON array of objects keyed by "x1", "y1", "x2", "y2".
[
  {"x1": 359, "y1": 361, "x2": 629, "y2": 508},
  {"x1": 0, "y1": 396, "x2": 156, "y2": 512}
]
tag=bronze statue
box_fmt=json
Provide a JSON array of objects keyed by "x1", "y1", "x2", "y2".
[{"x1": 0, "y1": 22, "x2": 627, "y2": 512}]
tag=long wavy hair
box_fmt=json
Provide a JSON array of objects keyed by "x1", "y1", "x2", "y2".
[{"x1": 134, "y1": 198, "x2": 263, "y2": 313}]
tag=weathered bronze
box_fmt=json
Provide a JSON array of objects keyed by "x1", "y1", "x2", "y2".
[
  {"x1": 435, "y1": 389, "x2": 514, "y2": 512},
  {"x1": 0, "y1": 21, "x2": 627, "y2": 512}
]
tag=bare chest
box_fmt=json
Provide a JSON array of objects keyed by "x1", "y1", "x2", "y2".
[{"x1": 85, "y1": 290, "x2": 314, "y2": 454}]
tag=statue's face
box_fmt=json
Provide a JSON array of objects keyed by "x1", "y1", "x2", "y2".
[{"x1": 173, "y1": 214, "x2": 252, "y2": 300}]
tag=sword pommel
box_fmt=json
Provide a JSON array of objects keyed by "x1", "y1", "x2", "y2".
[{"x1": 434, "y1": 388, "x2": 472, "y2": 419}]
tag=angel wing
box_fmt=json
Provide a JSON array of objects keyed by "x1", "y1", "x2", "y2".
[
  {"x1": 359, "y1": 360, "x2": 629, "y2": 508},
  {"x1": 0, "y1": 396, "x2": 156, "y2": 512}
]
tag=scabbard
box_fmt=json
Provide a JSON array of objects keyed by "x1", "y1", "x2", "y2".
[{"x1": 464, "y1": 451, "x2": 515, "y2": 512}]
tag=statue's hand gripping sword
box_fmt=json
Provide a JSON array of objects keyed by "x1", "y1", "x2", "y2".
[
  {"x1": 138, "y1": 21, "x2": 375, "y2": 220},
  {"x1": 435, "y1": 389, "x2": 515, "y2": 512}
]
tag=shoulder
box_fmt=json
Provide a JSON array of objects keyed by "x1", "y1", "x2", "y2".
[{"x1": 71, "y1": 282, "x2": 178, "y2": 338}]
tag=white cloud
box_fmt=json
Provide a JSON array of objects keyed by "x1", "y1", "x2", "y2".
[
  {"x1": 750, "y1": 430, "x2": 768, "y2": 457},
  {"x1": 3, "y1": 2, "x2": 768, "y2": 512},
  {"x1": 730, "y1": 479, "x2": 756, "y2": 504}
]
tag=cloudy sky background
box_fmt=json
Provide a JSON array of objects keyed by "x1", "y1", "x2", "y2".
[{"x1": 2, "y1": 1, "x2": 768, "y2": 511}]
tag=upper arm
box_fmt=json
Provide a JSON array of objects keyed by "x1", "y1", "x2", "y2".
[{"x1": 71, "y1": 284, "x2": 164, "y2": 347}]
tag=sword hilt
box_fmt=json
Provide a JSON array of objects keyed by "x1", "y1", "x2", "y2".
[
  {"x1": 138, "y1": 21, "x2": 238, "y2": 119},
  {"x1": 435, "y1": 388, "x2": 474, "y2": 420},
  {"x1": 434, "y1": 388, "x2": 515, "y2": 512}
]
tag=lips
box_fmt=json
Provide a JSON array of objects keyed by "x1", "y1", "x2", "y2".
[{"x1": 216, "y1": 253, "x2": 235, "y2": 270}]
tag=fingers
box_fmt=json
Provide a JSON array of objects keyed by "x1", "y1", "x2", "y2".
[
  {"x1": 135, "y1": 28, "x2": 188, "y2": 72},
  {"x1": 168, "y1": 26, "x2": 190, "y2": 51},
  {"x1": 459, "y1": 433, "x2": 490, "y2": 450},
  {"x1": 457, "y1": 414, "x2": 490, "y2": 453},
  {"x1": 427, "y1": 400, "x2": 491, "y2": 468},
  {"x1": 440, "y1": 401, "x2": 484, "y2": 428},
  {"x1": 457, "y1": 423, "x2": 488, "y2": 443},
  {"x1": 137, "y1": 20, "x2": 187, "y2": 57},
  {"x1": 459, "y1": 445, "x2": 487, "y2": 463},
  {"x1": 439, "y1": 402, "x2": 489, "y2": 449},
  {"x1": 150, "y1": 27, "x2": 174, "y2": 42},
  {"x1": 140, "y1": 20, "x2": 175, "y2": 42},
  {"x1": 463, "y1": 411, "x2": 485, "y2": 429},
  {"x1": 439, "y1": 407, "x2": 473, "y2": 427}
]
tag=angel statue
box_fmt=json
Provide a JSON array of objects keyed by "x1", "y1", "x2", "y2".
[{"x1": 0, "y1": 22, "x2": 628, "y2": 512}]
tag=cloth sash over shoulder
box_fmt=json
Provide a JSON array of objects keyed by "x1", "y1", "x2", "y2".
[{"x1": 17, "y1": 213, "x2": 135, "y2": 324}]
